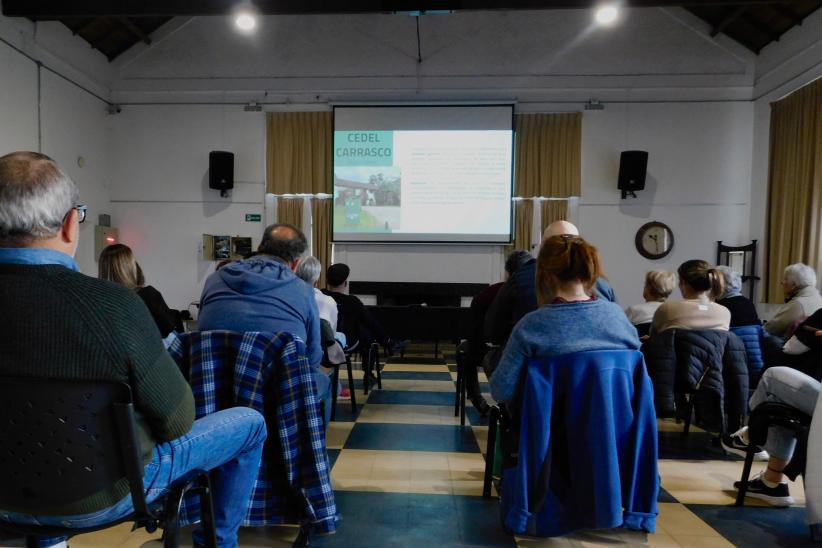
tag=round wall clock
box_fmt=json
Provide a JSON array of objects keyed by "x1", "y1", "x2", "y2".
[{"x1": 635, "y1": 221, "x2": 674, "y2": 260}]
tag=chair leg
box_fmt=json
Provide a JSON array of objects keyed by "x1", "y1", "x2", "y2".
[
  {"x1": 346, "y1": 355, "x2": 357, "y2": 414},
  {"x1": 330, "y1": 362, "x2": 340, "y2": 422},
  {"x1": 373, "y1": 343, "x2": 382, "y2": 390},
  {"x1": 735, "y1": 440, "x2": 757, "y2": 506},
  {"x1": 293, "y1": 524, "x2": 310, "y2": 547},
  {"x1": 197, "y1": 474, "x2": 218, "y2": 548},
  {"x1": 460, "y1": 367, "x2": 467, "y2": 427},
  {"x1": 483, "y1": 406, "x2": 500, "y2": 498},
  {"x1": 454, "y1": 356, "x2": 462, "y2": 417},
  {"x1": 363, "y1": 350, "x2": 370, "y2": 396},
  {"x1": 683, "y1": 397, "x2": 694, "y2": 437},
  {"x1": 810, "y1": 523, "x2": 821, "y2": 542}
]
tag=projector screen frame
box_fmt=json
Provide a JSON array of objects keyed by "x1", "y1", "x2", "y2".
[{"x1": 331, "y1": 103, "x2": 516, "y2": 246}]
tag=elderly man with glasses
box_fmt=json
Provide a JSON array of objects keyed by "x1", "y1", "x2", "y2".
[{"x1": 0, "y1": 152, "x2": 267, "y2": 548}]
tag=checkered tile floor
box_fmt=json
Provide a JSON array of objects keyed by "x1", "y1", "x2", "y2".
[{"x1": 42, "y1": 356, "x2": 814, "y2": 547}]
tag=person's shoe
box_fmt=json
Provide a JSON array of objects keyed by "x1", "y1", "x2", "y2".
[
  {"x1": 734, "y1": 471, "x2": 794, "y2": 507},
  {"x1": 722, "y1": 428, "x2": 769, "y2": 461},
  {"x1": 338, "y1": 388, "x2": 351, "y2": 400},
  {"x1": 470, "y1": 395, "x2": 490, "y2": 416}
]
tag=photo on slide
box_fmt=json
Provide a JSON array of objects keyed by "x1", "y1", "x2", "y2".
[{"x1": 334, "y1": 166, "x2": 401, "y2": 233}]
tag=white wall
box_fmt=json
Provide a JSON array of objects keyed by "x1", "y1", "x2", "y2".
[
  {"x1": 579, "y1": 102, "x2": 754, "y2": 306},
  {"x1": 0, "y1": 20, "x2": 112, "y2": 275},
  {"x1": 109, "y1": 105, "x2": 266, "y2": 309}
]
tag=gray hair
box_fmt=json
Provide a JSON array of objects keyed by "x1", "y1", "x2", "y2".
[
  {"x1": 296, "y1": 255, "x2": 322, "y2": 285},
  {"x1": 0, "y1": 152, "x2": 79, "y2": 247},
  {"x1": 716, "y1": 266, "x2": 742, "y2": 296},
  {"x1": 784, "y1": 263, "x2": 817, "y2": 289}
]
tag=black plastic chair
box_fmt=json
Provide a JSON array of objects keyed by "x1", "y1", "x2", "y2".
[
  {"x1": 362, "y1": 342, "x2": 383, "y2": 395},
  {"x1": 330, "y1": 343, "x2": 357, "y2": 421},
  {"x1": 0, "y1": 377, "x2": 217, "y2": 548},
  {"x1": 736, "y1": 402, "x2": 812, "y2": 506},
  {"x1": 483, "y1": 405, "x2": 501, "y2": 498}
]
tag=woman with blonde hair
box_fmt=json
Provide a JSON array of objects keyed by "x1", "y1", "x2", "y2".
[
  {"x1": 490, "y1": 235, "x2": 640, "y2": 403},
  {"x1": 625, "y1": 270, "x2": 678, "y2": 328},
  {"x1": 99, "y1": 244, "x2": 179, "y2": 337},
  {"x1": 650, "y1": 259, "x2": 730, "y2": 334}
]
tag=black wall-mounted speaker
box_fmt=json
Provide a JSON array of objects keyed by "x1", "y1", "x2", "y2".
[
  {"x1": 617, "y1": 150, "x2": 648, "y2": 195},
  {"x1": 209, "y1": 151, "x2": 234, "y2": 195}
]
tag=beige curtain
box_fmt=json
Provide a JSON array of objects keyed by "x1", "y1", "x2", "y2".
[
  {"x1": 277, "y1": 197, "x2": 304, "y2": 229},
  {"x1": 266, "y1": 112, "x2": 332, "y2": 194},
  {"x1": 515, "y1": 113, "x2": 582, "y2": 198},
  {"x1": 507, "y1": 200, "x2": 534, "y2": 254},
  {"x1": 540, "y1": 200, "x2": 569, "y2": 235},
  {"x1": 311, "y1": 198, "x2": 332, "y2": 288},
  {"x1": 765, "y1": 78, "x2": 822, "y2": 303}
]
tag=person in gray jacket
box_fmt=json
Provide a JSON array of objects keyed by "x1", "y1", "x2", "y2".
[{"x1": 765, "y1": 263, "x2": 822, "y2": 338}]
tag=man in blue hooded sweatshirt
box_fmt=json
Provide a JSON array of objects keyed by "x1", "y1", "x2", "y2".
[{"x1": 198, "y1": 223, "x2": 332, "y2": 424}]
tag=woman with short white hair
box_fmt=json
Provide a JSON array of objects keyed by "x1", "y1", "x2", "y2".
[
  {"x1": 765, "y1": 263, "x2": 822, "y2": 338},
  {"x1": 716, "y1": 266, "x2": 760, "y2": 327}
]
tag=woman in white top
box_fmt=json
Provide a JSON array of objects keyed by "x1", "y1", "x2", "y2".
[
  {"x1": 651, "y1": 259, "x2": 730, "y2": 334},
  {"x1": 625, "y1": 270, "x2": 678, "y2": 326}
]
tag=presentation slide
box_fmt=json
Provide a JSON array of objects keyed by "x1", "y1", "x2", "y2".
[{"x1": 333, "y1": 105, "x2": 514, "y2": 243}]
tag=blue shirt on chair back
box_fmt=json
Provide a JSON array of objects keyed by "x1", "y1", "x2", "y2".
[{"x1": 501, "y1": 349, "x2": 659, "y2": 537}]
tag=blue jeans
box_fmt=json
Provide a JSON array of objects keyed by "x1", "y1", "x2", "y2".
[
  {"x1": 749, "y1": 366, "x2": 820, "y2": 460},
  {"x1": 313, "y1": 366, "x2": 333, "y2": 426},
  {"x1": 0, "y1": 407, "x2": 267, "y2": 548}
]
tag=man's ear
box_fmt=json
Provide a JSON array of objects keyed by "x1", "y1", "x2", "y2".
[
  {"x1": 62, "y1": 209, "x2": 79, "y2": 244},
  {"x1": 289, "y1": 258, "x2": 302, "y2": 273}
]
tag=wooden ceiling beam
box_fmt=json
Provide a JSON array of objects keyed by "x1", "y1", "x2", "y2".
[
  {"x1": 710, "y1": 5, "x2": 749, "y2": 37},
  {"x1": 116, "y1": 17, "x2": 152, "y2": 44},
  {"x1": 3, "y1": 0, "x2": 803, "y2": 18}
]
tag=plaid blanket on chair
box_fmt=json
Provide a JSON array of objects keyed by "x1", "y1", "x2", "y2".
[{"x1": 168, "y1": 331, "x2": 337, "y2": 534}]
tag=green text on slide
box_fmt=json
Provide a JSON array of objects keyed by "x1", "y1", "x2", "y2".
[{"x1": 334, "y1": 131, "x2": 394, "y2": 167}]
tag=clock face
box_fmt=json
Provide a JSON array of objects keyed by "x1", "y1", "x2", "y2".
[{"x1": 635, "y1": 222, "x2": 674, "y2": 260}]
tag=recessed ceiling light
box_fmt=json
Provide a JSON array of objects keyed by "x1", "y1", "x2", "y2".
[
  {"x1": 595, "y1": 5, "x2": 619, "y2": 26},
  {"x1": 235, "y1": 12, "x2": 257, "y2": 32}
]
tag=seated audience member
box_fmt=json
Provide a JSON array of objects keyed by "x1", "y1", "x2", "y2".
[
  {"x1": 198, "y1": 223, "x2": 333, "y2": 425},
  {"x1": 764, "y1": 263, "x2": 822, "y2": 339},
  {"x1": 463, "y1": 249, "x2": 532, "y2": 414},
  {"x1": 0, "y1": 152, "x2": 266, "y2": 548},
  {"x1": 296, "y1": 256, "x2": 348, "y2": 393},
  {"x1": 625, "y1": 270, "x2": 677, "y2": 334},
  {"x1": 716, "y1": 266, "x2": 760, "y2": 327},
  {"x1": 651, "y1": 260, "x2": 730, "y2": 334},
  {"x1": 323, "y1": 263, "x2": 391, "y2": 361},
  {"x1": 485, "y1": 220, "x2": 617, "y2": 345},
  {"x1": 733, "y1": 366, "x2": 820, "y2": 506},
  {"x1": 98, "y1": 243, "x2": 181, "y2": 337},
  {"x1": 761, "y1": 308, "x2": 822, "y2": 380},
  {"x1": 489, "y1": 235, "x2": 640, "y2": 404}
]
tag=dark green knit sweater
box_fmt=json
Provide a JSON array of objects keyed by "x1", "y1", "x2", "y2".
[{"x1": 0, "y1": 263, "x2": 195, "y2": 515}]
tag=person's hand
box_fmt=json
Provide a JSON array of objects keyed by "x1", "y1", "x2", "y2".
[
  {"x1": 320, "y1": 365, "x2": 333, "y2": 376},
  {"x1": 640, "y1": 335, "x2": 650, "y2": 342},
  {"x1": 815, "y1": 330, "x2": 822, "y2": 337}
]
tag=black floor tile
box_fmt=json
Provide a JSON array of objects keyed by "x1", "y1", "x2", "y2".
[
  {"x1": 687, "y1": 503, "x2": 814, "y2": 547},
  {"x1": 380, "y1": 371, "x2": 454, "y2": 381},
  {"x1": 658, "y1": 487, "x2": 677, "y2": 503},
  {"x1": 344, "y1": 423, "x2": 480, "y2": 453},
  {"x1": 314, "y1": 491, "x2": 516, "y2": 548},
  {"x1": 366, "y1": 390, "x2": 457, "y2": 406},
  {"x1": 658, "y1": 431, "x2": 740, "y2": 461},
  {"x1": 327, "y1": 449, "x2": 341, "y2": 468}
]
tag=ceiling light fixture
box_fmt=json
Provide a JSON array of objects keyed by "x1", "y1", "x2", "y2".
[
  {"x1": 235, "y1": 12, "x2": 257, "y2": 32},
  {"x1": 595, "y1": 4, "x2": 619, "y2": 26}
]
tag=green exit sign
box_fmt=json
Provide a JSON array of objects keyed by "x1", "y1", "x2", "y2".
[{"x1": 245, "y1": 214, "x2": 262, "y2": 222}]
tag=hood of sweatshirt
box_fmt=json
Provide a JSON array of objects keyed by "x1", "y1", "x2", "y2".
[{"x1": 216, "y1": 255, "x2": 297, "y2": 295}]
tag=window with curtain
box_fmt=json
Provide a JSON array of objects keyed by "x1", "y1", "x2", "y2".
[
  {"x1": 266, "y1": 112, "x2": 332, "y2": 195},
  {"x1": 515, "y1": 113, "x2": 582, "y2": 198},
  {"x1": 765, "y1": 78, "x2": 822, "y2": 303},
  {"x1": 276, "y1": 197, "x2": 304, "y2": 230}
]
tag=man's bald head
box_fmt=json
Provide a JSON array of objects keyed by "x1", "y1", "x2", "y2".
[
  {"x1": 0, "y1": 151, "x2": 79, "y2": 247},
  {"x1": 258, "y1": 223, "x2": 308, "y2": 265},
  {"x1": 542, "y1": 220, "x2": 579, "y2": 242}
]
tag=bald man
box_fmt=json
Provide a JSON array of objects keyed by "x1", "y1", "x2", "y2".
[{"x1": 484, "y1": 221, "x2": 617, "y2": 345}]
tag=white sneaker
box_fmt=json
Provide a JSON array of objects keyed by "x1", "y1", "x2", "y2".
[{"x1": 722, "y1": 427, "x2": 769, "y2": 461}]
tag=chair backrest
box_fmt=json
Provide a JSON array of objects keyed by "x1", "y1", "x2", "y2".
[{"x1": 0, "y1": 377, "x2": 147, "y2": 515}]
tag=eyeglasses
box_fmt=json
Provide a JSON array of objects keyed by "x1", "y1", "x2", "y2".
[{"x1": 64, "y1": 204, "x2": 87, "y2": 224}]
